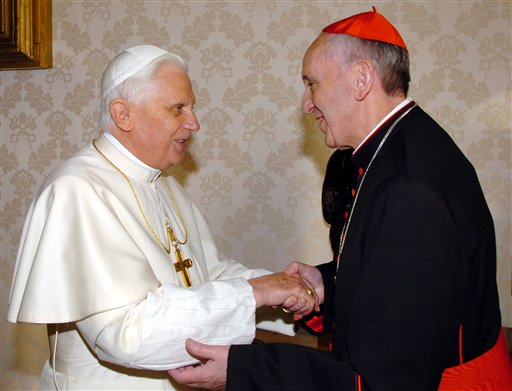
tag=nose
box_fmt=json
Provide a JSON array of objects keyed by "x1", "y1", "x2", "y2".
[
  {"x1": 302, "y1": 88, "x2": 314, "y2": 114},
  {"x1": 185, "y1": 110, "x2": 200, "y2": 132}
]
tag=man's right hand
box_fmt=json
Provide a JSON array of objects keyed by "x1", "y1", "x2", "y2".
[
  {"x1": 248, "y1": 272, "x2": 318, "y2": 320},
  {"x1": 283, "y1": 261, "x2": 324, "y2": 306}
]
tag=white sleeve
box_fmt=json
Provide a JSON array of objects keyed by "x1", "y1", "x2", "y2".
[
  {"x1": 216, "y1": 260, "x2": 297, "y2": 336},
  {"x1": 77, "y1": 278, "x2": 256, "y2": 370}
]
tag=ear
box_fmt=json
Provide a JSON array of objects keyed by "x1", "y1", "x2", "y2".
[
  {"x1": 353, "y1": 60, "x2": 374, "y2": 101},
  {"x1": 109, "y1": 99, "x2": 133, "y2": 132}
]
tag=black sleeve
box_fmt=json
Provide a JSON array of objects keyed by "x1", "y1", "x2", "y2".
[
  {"x1": 227, "y1": 343, "x2": 357, "y2": 391},
  {"x1": 300, "y1": 260, "x2": 336, "y2": 336},
  {"x1": 317, "y1": 260, "x2": 336, "y2": 333}
]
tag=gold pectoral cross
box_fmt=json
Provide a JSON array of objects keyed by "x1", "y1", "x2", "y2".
[{"x1": 166, "y1": 224, "x2": 193, "y2": 288}]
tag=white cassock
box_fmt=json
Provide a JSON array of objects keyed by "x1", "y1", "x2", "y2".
[{"x1": 7, "y1": 133, "x2": 293, "y2": 390}]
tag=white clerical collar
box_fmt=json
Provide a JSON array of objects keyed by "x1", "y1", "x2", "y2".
[
  {"x1": 354, "y1": 97, "x2": 413, "y2": 155},
  {"x1": 103, "y1": 132, "x2": 161, "y2": 181}
]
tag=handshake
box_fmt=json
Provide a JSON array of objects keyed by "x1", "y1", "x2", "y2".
[
  {"x1": 248, "y1": 261, "x2": 324, "y2": 321},
  {"x1": 169, "y1": 261, "x2": 325, "y2": 390}
]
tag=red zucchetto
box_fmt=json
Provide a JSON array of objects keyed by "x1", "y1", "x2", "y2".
[{"x1": 322, "y1": 6, "x2": 408, "y2": 53}]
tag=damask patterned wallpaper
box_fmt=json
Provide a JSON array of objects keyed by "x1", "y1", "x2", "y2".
[{"x1": 1, "y1": 1, "x2": 510, "y2": 389}]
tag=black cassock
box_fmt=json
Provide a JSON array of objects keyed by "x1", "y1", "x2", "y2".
[{"x1": 227, "y1": 103, "x2": 502, "y2": 391}]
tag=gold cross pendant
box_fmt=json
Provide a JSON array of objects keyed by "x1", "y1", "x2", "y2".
[{"x1": 166, "y1": 224, "x2": 193, "y2": 287}]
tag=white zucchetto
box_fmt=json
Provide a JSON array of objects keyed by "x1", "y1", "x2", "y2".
[{"x1": 101, "y1": 45, "x2": 169, "y2": 98}]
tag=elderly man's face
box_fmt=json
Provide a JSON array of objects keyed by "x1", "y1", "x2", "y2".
[
  {"x1": 301, "y1": 34, "x2": 357, "y2": 150},
  {"x1": 129, "y1": 64, "x2": 200, "y2": 170}
]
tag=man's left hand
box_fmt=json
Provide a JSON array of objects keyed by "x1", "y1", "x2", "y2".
[{"x1": 168, "y1": 339, "x2": 229, "y2": 390}]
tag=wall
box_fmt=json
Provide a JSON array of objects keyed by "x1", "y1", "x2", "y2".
[{"x1": 1, "y1": 1, "x2": 510, "y2": 389}]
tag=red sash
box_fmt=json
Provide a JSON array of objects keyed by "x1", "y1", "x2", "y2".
[{"x1": 438, "y1": 328, "x2": 512, "y2": 390}]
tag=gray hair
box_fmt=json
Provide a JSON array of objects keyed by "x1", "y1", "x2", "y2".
[
  {"x1": 100, "y1": 53, "x2": 188, "y2": 132},
  {"x1": 324, "y1": 34, "x2": 410, "y2": 97}
]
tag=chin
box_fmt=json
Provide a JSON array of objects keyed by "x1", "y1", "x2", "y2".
[
  {"x1": 170, "y1": 155, "x2": 187, "y2": 166},
  {"x1": 324, "y1": 136, "x2": 336, "y2": 149}
]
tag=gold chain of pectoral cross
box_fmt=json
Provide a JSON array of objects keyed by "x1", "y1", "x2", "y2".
[
  {"x1": 161, "y1": 180, "x2": 194, "y2": 288},
  {"x1": 92, "y1": 139, "x2": 193, "y2": 287},
  {"x1": 166, "y1": 219, "x2": 193, "y2": 288}
]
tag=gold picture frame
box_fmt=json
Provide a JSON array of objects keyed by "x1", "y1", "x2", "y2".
[{"x1": 0, "y1": 0, "x2": 52, "y2": 70}]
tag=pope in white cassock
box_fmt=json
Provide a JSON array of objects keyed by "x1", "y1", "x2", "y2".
[{"x1": 7, "y1": 45, "x2": 318, "y2": 390}]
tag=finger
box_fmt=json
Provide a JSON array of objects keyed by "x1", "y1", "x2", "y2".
[
  {"x1": 295, "y1": 275, "x2": 319, "y2": 309},
  {"x1": 284, "y1": 295, "x2": 305, "y2": 308},
  {"x1": 303, "y1": 283, "x2": 320, "y2": 312},
  {"x1": 282, "y1": 295, "x2": 306, "y2": 313},
  {"x1": 168, "y1": 366, "x2": 203, "y2": 386},
  {"x1": 283, "y1": 297, "x2": 311, "y2": 316},
  {"x1": 283, "y1": 261, "x2": 300, "y2": 275},
  {"x1": 282, "y1": 295, "x2": 311, "y2": 313},
  {"x1": 293, "y1": 312, "x2": 306, "y2": 321},
  {"x1": 184, "y1": 339, "x2": 212, "y2": 363},
  {"x1": 295, "y1": 286, "x2": 317, "y2": 310}
]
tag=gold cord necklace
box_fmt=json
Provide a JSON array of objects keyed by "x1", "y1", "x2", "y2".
[
  {"x1": 92, "y1": 139, "x2": 193, "y2": 287},
  {"x1": 93, "y1": 139, "x2": 188, "y2": 251}
]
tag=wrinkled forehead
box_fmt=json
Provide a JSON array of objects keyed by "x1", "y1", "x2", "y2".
[
  {"x1": 302, "y1": 34, "x2": 330, "y2": 75},
  {"x1": 305, "y1": 34, "x2": 333, "y2": 63},
  {"x1": 151, "y1": 64, "x2": 195, "y2": 99}
]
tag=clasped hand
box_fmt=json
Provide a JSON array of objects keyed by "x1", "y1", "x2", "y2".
[{"x1": 248, "y1": 268, "x2": 319, "y2": 321}]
